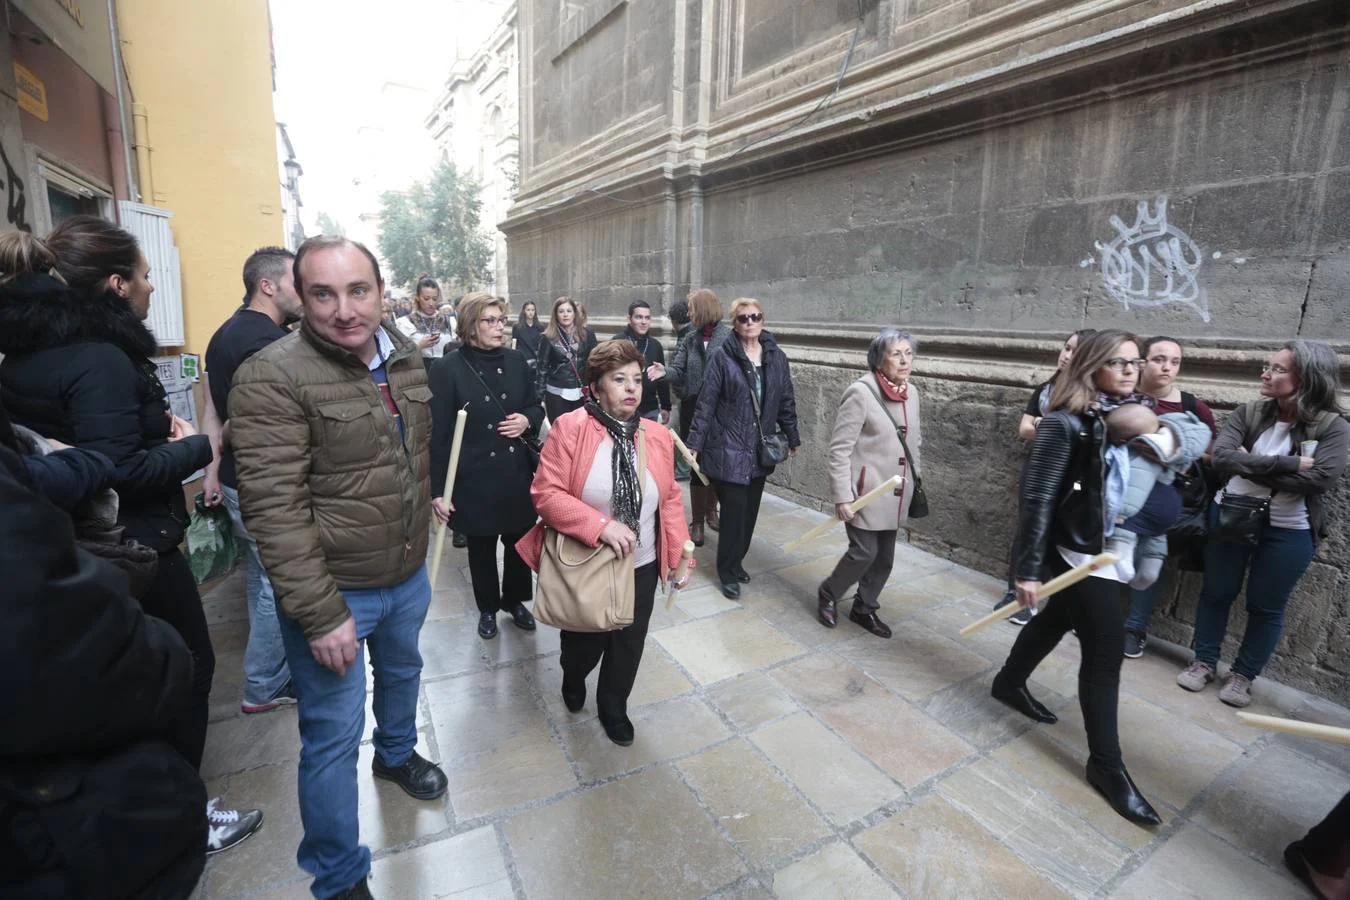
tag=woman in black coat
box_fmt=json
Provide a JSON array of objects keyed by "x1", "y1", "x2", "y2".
[
  {"x1": 512, "y1": 300, "x2": 544, "y2": 370},
  {"x1": 993, "y1": 328, "x2": 1161, "y2": 828},
  {"x1": 430, "y1": 293, "x2": 545, "y2": 640},
  {"x1": 0, "y1": 223, "x2": 218, "y2": 758},
  {"x1": 535, "y1": 295, "x2": 598, "y2": 422},
  {"x1": 687, "y1": 299, "x2": 800, "y2": 599}
]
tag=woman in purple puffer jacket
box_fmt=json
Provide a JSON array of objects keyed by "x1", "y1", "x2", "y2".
[{"x1": 687, "y1": 298, "x2": 800, "y2": 599}]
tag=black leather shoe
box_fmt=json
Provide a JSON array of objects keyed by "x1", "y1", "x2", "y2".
[
  {"x1": 818, "y1": 597, "x2": 838, "y2": 628},
  {"x1": 602, "y1": 716, "x2": 635, "y2": 746},
  {"x1": 990, "y1": 678, "x2": 1058, "y2": 723},
  {"x1": 452, "y1": 531, "x2": 467, "y2": 548},
  {"x1": 508, "y1": 603, "x2": 536, "y2": 631},
  {"x1": 721, "y1": 582, "x2": 741, "y2": 599},
  {"x1": 848, "y1": 607, "x2": 892, "y2": 638},
  {"x1": 477, "y1": 612, "x2": 498, "y2": 639},
  {"x1": 332, "y1": 876, "x2": 374, "y2": 899},
  {"x1": 734, "y1": 570, "x2": 751, "y2": 584},
  {"x1": 372, "y1": 750, "x2": 448, "y2": 801},
  {"x1": 1086, "y1": 760, "x2": 1162, "y2": 826}
]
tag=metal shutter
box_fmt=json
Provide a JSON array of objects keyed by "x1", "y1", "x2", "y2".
[{"x1": 118, "y1": 201, "x2": 184, "y2": 347}]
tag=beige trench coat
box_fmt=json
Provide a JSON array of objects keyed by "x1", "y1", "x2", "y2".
[{"x1": 827, "y1": 375, "x2": 922, "y2": 532}]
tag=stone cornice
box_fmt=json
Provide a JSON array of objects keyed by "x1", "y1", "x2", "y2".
[{"x1": 584, "y1": 317, "x2": 1350, "y2": 410}]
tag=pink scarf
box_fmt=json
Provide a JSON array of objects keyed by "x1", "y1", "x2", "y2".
[{"x1": 874, "y1": 370, "x2": 908, "y2": 403}]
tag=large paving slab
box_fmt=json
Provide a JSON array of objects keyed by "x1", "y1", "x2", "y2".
[{"x1": 195, "y1": 490, "x2": 1350, "y2": 899}]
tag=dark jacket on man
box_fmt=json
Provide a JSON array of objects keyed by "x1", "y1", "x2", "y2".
[
  {"x1": 1210, "y1": 398, "x2": 1350, "y2": 547},
  {"x1": 666, "y1": 322, "x2": 734, "y2": 401},
  {"x1": 613, "y1": 325, "x2": 670, "y2": 416},
  {"x1": 429, "y1": 344, "x2": 543, "y2": 537},
  {"x1": 687, "y1": 331, "x2": 800, "y2": 485},
  {"x1": 0, "y1": 274, "x2": 213, "y2": 552},
  {"x1": 535, "y1": 327, "x2": 598, "y2": 396},
  {"x1": 0, "y1": 416, "x2": 206, "y2": 899},
  {"x1": 230, "y1": 320, "x2": 434, "y2": 640}
]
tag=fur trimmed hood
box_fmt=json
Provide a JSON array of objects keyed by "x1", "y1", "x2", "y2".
[{"x1": 0, "y1": 273, "x2": 157, "y2": 360}]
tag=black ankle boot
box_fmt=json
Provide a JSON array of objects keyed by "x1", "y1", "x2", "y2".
[
  {"x1": 990, "y1": 677, "x2": 1058, "y2": 724},
  {"x1": 1085, "y1": 760, "x2": 1162, "y2": 826}
]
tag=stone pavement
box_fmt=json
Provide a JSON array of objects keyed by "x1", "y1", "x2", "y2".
[{"x1": 194, "y1": 491, "x2": 1350, "y2": 900}]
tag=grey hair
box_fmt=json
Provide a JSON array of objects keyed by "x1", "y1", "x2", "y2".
[
  {"x1": 867, "y1": 328, "x2": 918, "y2": 371},
  {"x1": 1283, "y1": 340, "x2": 1345, "y2": 423}
]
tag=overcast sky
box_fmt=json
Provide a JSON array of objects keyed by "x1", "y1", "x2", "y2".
[{"x1": 270, "y1": 0, "x2": 509, "y2": 234}]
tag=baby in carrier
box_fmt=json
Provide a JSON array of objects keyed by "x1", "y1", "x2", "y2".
[{"x1": 1103, "y1": 403, "x2": 1212, "y2": 590}]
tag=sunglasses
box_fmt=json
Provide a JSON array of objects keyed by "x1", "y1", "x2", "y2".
[{"x1": 735, "y1": 312, "x2": 763, "y2": 325}]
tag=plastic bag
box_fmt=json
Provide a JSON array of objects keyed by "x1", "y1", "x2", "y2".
[{"x1": 186, "y1": 492, "x2": 237, "y2": 584}]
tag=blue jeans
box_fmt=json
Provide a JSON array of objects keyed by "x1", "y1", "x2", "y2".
[
  {"x1": 277, "y1": 566, "x2": 431, "y2": 898},
  {"x1": 1125, "y1": 579, "x2": 1164, "y2": 636},
  {"x1": 222, "y1": 485, "x2": 291, "y2": 706},
  {"x1": 1192, "y1": 502, "x2": 1315, "y2": 680}
]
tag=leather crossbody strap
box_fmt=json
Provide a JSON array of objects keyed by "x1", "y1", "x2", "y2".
[{"x1": 861, "y1": 379, "x2": 922, "y2": 490}]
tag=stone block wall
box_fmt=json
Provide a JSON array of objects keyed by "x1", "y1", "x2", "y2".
[{"x1": 507, "y1": 0, "x2": 1350, "y2": 700}]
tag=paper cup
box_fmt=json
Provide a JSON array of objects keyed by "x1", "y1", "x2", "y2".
[{"x1": 1301, "y1": 440, "x2": 1319, "y2": 456}]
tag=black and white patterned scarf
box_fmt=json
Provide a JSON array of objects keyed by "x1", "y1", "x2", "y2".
[{"x1": 584, "y1": 401, "x2": 642, "y2": 540}]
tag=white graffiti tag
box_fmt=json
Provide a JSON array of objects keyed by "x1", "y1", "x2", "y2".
[{"x1": 1094, "y1": 196, "x2": 1209, "y2": 322}]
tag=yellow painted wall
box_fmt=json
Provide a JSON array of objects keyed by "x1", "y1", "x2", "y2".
[{"x1": 116, "y1": 0, "x2": 281, "y2": 354}]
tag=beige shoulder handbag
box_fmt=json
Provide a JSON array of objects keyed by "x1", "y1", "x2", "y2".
[{"x1": 533, "y1": 424, "x2": 647, "y2": 633}]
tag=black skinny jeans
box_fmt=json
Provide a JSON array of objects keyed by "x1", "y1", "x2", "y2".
[
  {"x1": 544, "y1": 392, "x2": 584, "y2": 423},
  {"x1": 465, "y1": 531, "x2": 532, "y2": 614},
  {"x1": 138, "y1": 547, "x2": 215, "y2": 771},
  {"x1": 560, "y1": 562, "x2": 658, "y2": 727},
  {"x1": 996, "y1": 552, "x2": 1126, "y2": 771},
  {"x1": 711, "y1": 476, "x2": 766, "y2": 585},
  {"x1": 1301, "y1": 789, "x2": 1350, "y2": 875}
]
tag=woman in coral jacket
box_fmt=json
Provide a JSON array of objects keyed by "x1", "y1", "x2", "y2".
[{"x1": 517, "y1": 340, "x2": 692, "y2": 747}]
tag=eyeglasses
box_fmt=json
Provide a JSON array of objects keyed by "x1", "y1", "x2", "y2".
[
  {"x1": 481, "y1": 316, "x2": 504, "y2": 328},
  {"x1": 1261, "y1": 364, "x2": 1290, "y2": 375},
  {"x1": 1104, "y1": 358, "x2": 1147, "y2": 373},
  {"x1": 735, "y1": 313, "x2": 763, "y2": 325}
]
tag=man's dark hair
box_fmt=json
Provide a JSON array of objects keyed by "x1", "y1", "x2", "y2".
[
  {"x1": 668, "y1": 299, "x2": 690, "y2": 326},
  {"x1": 242, "y1": 246, "x2": 295, "y2": 302},
  {"x1": 292, "y1": 235, "x2": 382, "y2": 296},
  {"x1": 627, "y1": 299, "x2": 652, "y2": 317}
]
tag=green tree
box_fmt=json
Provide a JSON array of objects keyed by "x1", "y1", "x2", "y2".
[
  {"x1": 377, "y1": 158, "x2": 492, "y2": 290},
  {"x1": 315, "y1": 211, "x2": 345, "y2": 236}
]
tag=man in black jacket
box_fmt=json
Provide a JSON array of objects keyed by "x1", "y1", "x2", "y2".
[
  {"x1": 613, "y1": 300, "x2": 671, "y2": 424},
  {"x1": 0, "y1": 404, "x2": 207, "y2": 899}
]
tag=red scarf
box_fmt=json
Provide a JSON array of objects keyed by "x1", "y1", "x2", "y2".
[
  {"x1": 702, "y1": 323, "x2": 715, "y2": 342},
  {"x1": 875, "y1": 370, "x2": 908, "y2": 403}
]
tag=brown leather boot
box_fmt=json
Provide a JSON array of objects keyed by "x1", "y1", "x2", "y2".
[
  {"x1": 706, "y1": 497, "x2": 720, "y2": 532},
  {"x1": 690, "y1": 483, "x2": 707, "y2": 547}
]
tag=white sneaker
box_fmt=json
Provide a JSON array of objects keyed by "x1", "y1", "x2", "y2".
[{"x1": 206, "y1": 797, "x2": 264, "y2": 855}]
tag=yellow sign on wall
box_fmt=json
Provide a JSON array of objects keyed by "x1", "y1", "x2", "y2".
[{"x1": 14, "y1": 62, "x2": 48, "y2": 122}]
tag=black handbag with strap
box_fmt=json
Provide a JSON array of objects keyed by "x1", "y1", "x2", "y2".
[{"x1": 861, "y1": 380, "x2": 929, "y2": 519}]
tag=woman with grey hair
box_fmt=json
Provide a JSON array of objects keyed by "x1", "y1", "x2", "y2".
[
  {"x1": 817, "y1": 328, "x2": 922, "y2": 637},
  {"x1": 1177, "y1": 340, "x2": 1348, "y2": 708}
]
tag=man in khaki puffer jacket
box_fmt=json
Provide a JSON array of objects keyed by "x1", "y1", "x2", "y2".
[{"x1": 230, "y1": 236, "x2": 445, "y2": 900}]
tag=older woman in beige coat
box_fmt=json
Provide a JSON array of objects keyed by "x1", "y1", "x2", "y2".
[{"x1": 818, "y1": 329, "x2": 922, "y2": 638}]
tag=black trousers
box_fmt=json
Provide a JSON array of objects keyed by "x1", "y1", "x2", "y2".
[
  {"x1": 138, "y1": 548, "x2": 215, "y2": 771},
  {"x1": 1301, "y1": 789, "x2": 1350, "y2": 876},
  {"x1": 465, "y1": 531, "x2": 532, "y2": 614},
  {"x1": 559, "y1": 562, "x2": 658, "y2": 726},
  {"x1": 996, "y1": 552, "x2": 1125, "y2": 771},
  {"x1": 544, "y1": 392, "x2": 584, "y2": 423},
  {"x1": 712, "y1": 476, "x2": 766, "y2": 585},
  {"x1": 677, "y1": 397, "x2": 696, "y2": 443}
]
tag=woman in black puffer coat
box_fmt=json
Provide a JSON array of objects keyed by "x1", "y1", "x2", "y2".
[
  {"x1": 0, "y1": 220, "x2": 215, "y2": 771},
  {"x1": 687, "y1": 298, "x2": 799, "y2": 599}
]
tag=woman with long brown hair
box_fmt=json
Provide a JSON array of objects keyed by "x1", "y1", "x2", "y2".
[
  {"x1": 0, "y1": 218, "x2": 262, "y2": 853},
  {"x1": 647, "y1": 288, "x2": 733, "y2": 544},
  {"x1": 535, "y1": 296, "x2": 598, "y2": 422},
  {"x1": 991, "y1": 328, "x2": 1162, "y2": 827}
]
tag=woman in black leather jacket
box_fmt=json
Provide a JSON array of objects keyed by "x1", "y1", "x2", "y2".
[
  {"x1": 991, "y1": 328, "x2": 1163, "y2": 828},
  {"x1": 535, "y1": 295, "x2": 598, "y2": 422}
]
